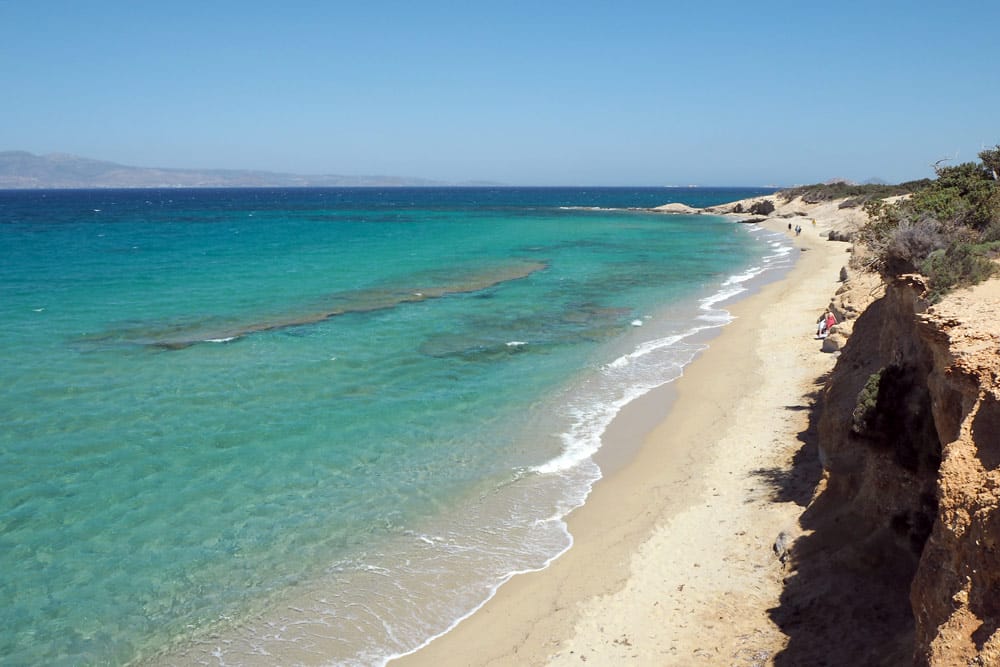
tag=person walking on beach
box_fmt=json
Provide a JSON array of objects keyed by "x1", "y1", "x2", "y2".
[{"x1": 795, "y1": 224, "x2": 802, "y2": 236}]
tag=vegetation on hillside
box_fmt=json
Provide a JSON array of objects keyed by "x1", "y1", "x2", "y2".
[
  {"x1": 778, "y1": 180, "x2": 930, "y2": 207},
  {"x1": 855, "y1": 146, "x2": 1000, "y2": 301}
]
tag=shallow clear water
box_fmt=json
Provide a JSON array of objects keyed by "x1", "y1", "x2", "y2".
[{"x1": 0, "y1": 187, "x2": 789, "y2": 665}]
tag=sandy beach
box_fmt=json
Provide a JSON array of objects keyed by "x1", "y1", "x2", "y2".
[{"x1": 395, "y1": 202, "x2": 857, "y2": 665}]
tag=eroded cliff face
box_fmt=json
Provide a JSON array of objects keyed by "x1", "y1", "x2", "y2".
[
  {"x1": 809, "y1": 274, "x2": 1000, "y2": 665},
  {"x1": 911, "y1": 279, "x2": 1000, "y2": 666}
]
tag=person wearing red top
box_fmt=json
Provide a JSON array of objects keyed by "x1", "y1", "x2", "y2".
[{"x1": 816, "y1": 310, "x2": 837, "y2": 338}]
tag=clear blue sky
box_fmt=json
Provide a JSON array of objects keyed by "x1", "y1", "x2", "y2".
[{"x1": 2, "y1": 1, "x2": 997, "y2": 185}]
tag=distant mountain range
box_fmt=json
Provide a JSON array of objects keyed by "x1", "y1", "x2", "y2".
[{"x1": 0, "y1": 151, "x2": 494, "y2": 189}]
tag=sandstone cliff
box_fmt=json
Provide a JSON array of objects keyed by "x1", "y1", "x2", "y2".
[
  {"x1": 911, "y1": 277, "x2": 1000, "y2": 666},
  {"x1": 775, "y1": 273, "x2": 1000, "y2": 665}
]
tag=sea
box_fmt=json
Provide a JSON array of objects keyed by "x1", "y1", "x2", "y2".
[{"x1": 0, "y1": 186, "x2": 791, "y2": 666}]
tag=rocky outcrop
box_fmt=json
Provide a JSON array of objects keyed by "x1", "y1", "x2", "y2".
[
  {"x1": 819, "y1": 268, "x2": 883, "y2": 353},
  {"x1": 651, "y1": 202, "x2": 700, "y2": 214},
  {"x1": 780, "y1": 273, "x2": 1000, "y2": 665}
]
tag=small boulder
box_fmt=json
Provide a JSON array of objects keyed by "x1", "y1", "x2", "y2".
[
  {"x1": 773, "y1": 531, "x2": 792, "y2": 564},
  {"x1": 822, "y1": 331, "x2": 847, "y2": 353}
]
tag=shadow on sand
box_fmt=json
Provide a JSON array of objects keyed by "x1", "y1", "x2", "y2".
[{"x1": 751, "y1": 373, "x2": 917, "y2": 666}]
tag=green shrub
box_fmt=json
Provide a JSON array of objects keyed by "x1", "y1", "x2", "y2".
[
  {"x1": 981, "y1": 145, "x2": 1000, "y2": 182},
  {"x1": 908, "y1": 162, "x2": 999, "y2": 230},
  {"x1": 857, "y1": 147, "x2": 1000, "y2": 297},
  {"x1": 748, "y1": 199, "x2": 775, "y2": 216},
  {"x1": 852, "y1": 370, "x2": 884, "y2": 436},
  {"x1": 920, "y1": 242, "x2": 1000, "y2": 302},
  {"x1": 983, "y1": 221, "x2": 1000, "y2": 243}
]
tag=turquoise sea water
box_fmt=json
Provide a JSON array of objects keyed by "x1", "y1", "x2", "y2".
[{"x1": 0, "y1": 187, "x2": 790, "y2": 665}]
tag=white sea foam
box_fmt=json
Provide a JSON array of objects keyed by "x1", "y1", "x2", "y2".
[
  {"x1": 533, "y1": 327, "x2": 706, "y2": 476},
  {"x1": 606, "y1": 356, "x2": 630, "y2": 370},
  {"x1": 766, "y1": 244, "x2": 793, "y2": 256},
  {"x1": 722, "y1": 265, "x2": 764, "y2": 286},
  {"x1": 700, "y1": 286, "x2": 746, "y2": 311},
  {"x1": 506, "y1": 341, "x2": 528, "y2": 347},
  {"x1": 606, "y1": 332, "x2": 689, "y2": 369},
  {"x1": 534, "y1": 224, "x2": 793, "y2": 479}
]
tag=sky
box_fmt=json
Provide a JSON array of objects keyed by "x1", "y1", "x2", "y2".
[{"x1": 1, "y1": 1, "x2": 998, "y2": 186}]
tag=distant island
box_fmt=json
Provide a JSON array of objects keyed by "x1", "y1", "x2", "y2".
[{"x1": 0, "y1": 151, "x2": 500, "y2": 189}]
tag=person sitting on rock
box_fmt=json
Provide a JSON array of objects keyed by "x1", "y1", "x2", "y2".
[{"x1": 816, "y1": 310, "x2": 837, "y2": 338}]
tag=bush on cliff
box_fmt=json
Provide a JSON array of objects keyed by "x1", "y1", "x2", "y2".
[
  {"x1": 919, "y1": 242, "x2": 1000, "y2": 301},
  {"x1": 851, "y1": 364, "x2": 942, "y2": 474},
  {"x1": 858, "y1": 146, "x2": 1000, "y2": 299},
  {"x1": 852, "y1": 370, "x2": 883, "y2": 436}
]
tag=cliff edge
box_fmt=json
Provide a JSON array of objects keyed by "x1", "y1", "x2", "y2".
[
  {"x1": 912, "y1": 277, "x2": 1000, "y2": 665},
  {"x1": 776, "y1": 272, "x2": 1000, "y2": 665}
]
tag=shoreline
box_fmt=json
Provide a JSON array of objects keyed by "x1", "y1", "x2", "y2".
[{"x1": 395, "y1": 205, "x2": 852, "y2": 665}]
